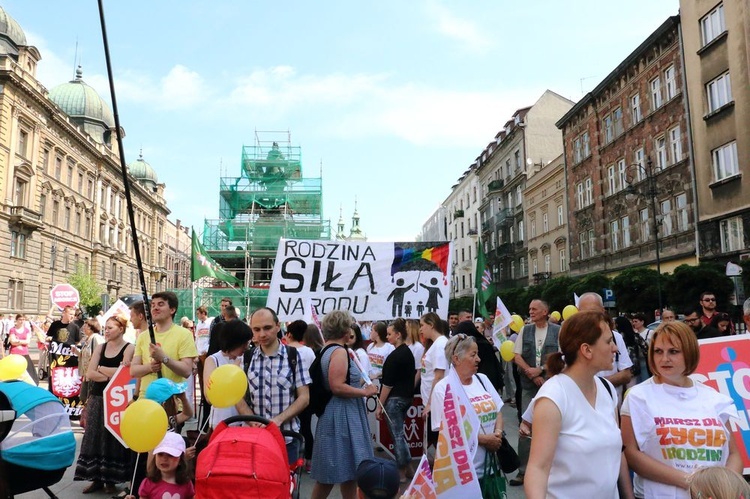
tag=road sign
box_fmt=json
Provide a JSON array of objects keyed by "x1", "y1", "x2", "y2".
[
  {"x1": 103, "y1": 365, "x2": 137, "y2": 447},
  {"x1": 376, "y1": 396, "x2": 426, "y2": 459},
  {"x1": 50, "y1": 283, "x2": 80, "y2": 310},
  {"x1": 692, "y1": 335, "x2": 750, "y2": 474}
]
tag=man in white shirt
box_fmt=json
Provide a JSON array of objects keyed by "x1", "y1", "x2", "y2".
[{"x1": 578, "y1": 292, "x2": 633, "y2": 395}]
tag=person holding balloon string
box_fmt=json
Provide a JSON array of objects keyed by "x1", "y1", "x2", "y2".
[
  {"x1": 202, "y1": 319, "x2": 252, "y2": 428},
  {"x1": 75, "y1": 314, "x2": 135, "y2": 495},
  {"x1": 124, "y1": 431, "x2": 195, "y2": 499}
]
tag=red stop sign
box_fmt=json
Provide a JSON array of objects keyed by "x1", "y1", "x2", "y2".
[
  {"x1": 50, "y1": 283, "x2": 80, "y2": 310},
  {"x1": 103, "y1": 366, "x2": 137, "y2": 447}
]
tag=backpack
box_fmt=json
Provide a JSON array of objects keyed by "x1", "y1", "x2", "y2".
[
  {"x1": 308, "y1": 344, "x2": 350, "y2": 417},
  {"x1": 242, "y1": 344, "x2": 299, "y2": 405}
]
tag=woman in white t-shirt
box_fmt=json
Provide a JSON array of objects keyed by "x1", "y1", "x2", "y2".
[
  {"x1": 419, "y1": 312, "x2": 448, "y2": 446},
  {"x1": 366, "y1": 322, "x2": 394, "y2": 380},
  {"x1": 347, "y1": 323, "x2": 370, "y2": 380},
  {"x1": 430, "y1": 333, "x2": 504, "y2": 483},
  {"x1": 525, "y1": 311, "x2": 629, "y2": 499},
  {"x1": 405, "y1": 319, "x2": 425, "y2": 390},
  {"x1": 621, "y1": 321, "x2": 741, "y2": 499}
]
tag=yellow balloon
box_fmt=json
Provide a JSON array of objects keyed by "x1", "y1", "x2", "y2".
[
  {"x1": 550, "y1": 311, "x2": 561, "y2": 321},
  {"x1": 500, "y1": 340, "x2": 516, "y2": 362},
  {"x1": 509, "y1": 314, "x2": 524, "y2": 332},
  {"x1": 121, "y1": 399, "x2": 168, "y2": 453},
  {"x1": 562, "y1": 305, "x2": 579, "y2": 321},
  {"x1": 0, "y1": 354, "x2": 28, "y2": 381},
  {"x1": 205, "y1": 364, "x2": 247, "y2": 409}
]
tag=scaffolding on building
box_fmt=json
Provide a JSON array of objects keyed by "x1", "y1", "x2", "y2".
[{"x1": 185, "y1": 131, "x2": 330, "y2": 317}]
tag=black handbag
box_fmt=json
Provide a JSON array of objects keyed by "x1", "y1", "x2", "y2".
[
  {"x1": 496, "y1": 432, "x2": 520, "y2": 474},
  {"x1": 473, "y1": 374, "x2": 520, "y2": 474}
]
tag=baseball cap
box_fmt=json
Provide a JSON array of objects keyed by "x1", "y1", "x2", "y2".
[
  {"x1": 144, "y1": 378, "x2": 187, "y2": 404},
  {"x1": 153, "y1": 431, "x2": 185, "y2": 457},
  {"x1": 356, "y1": 458, "x2": 400, "y2": 499}
]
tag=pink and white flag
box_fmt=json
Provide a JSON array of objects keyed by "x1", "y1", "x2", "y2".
[
  {"x1": 432, "y1": 369, "x2": 482, "y2": 498},
  {"x1": 491, "y1": 296, "x2": 512, "y2": 348},
  {"x1": 403, "y1": 454, "x2": 437, "y2": 499}
]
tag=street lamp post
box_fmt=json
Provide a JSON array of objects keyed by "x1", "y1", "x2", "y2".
[{"x1": 626, "y1": 157, "x2": 663, "y2": 314}]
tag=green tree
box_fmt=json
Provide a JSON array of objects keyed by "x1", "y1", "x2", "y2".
[
  {"x1": 611, "y1": 267, "x2": 661, "y2": 316},
  {"x1": 539, "y1": 276, "x2": 578, "y2": 313},
  {"x1": 667, "y1": 263, "x2": 733, "y2": 314},
  {"x1": 67, "y1": 265, "x2": 105, "y2": 317},
  {"x1": 571, "y1": 272, "x2": 611, "y2": 297}
]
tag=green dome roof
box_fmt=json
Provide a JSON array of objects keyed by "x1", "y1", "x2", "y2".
[
  {"x1": 0, "y1": 6, "x2": 27, "y2": 49},
  {"x1": 128, "y1": 153, "x2": 158, "y2": 185},
  {"x1": 49, "y1": 67, "x2": 115, "y2": 130}
]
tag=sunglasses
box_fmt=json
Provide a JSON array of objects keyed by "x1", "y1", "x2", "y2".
[{"x1": 702, "y1": 298, "x2": 716, "y2": 302}]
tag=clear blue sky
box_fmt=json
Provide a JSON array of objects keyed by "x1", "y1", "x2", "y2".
[{"x1": 6, "y1": 0, "x2": 679, "y2": 242}]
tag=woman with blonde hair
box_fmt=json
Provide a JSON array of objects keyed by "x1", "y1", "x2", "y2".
[
  {"x1": 404, "y1": 319, "x2": 424, "y2": 390},
  {"x1": 311, "y1": 310, "x2": 378, "y2": 499},
  {"x1": 688, "y1": 467, "x2": 750, "y2": 499},
  {"x1": 621, "y1": 321, "x2": 741, "y2": 499}
]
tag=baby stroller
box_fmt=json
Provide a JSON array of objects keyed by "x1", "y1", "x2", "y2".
[
  {"x1": 195, "y1": 415, "x2": 305, "y2": 499},
  {"x1": 0, "y1": 381, "x2": 76, "y2": 498}
]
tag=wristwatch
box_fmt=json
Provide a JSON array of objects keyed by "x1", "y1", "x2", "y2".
[{"x1": 161, "y1": 355, "x2": 170, "y2": 364}]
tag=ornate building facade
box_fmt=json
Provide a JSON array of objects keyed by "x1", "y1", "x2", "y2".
[
  {"x1": 0, "y1": 6, "x2": 187, "y2": 315},
  {"x1": 557, "y1": 17, "x2": 698, "y2": 277}
]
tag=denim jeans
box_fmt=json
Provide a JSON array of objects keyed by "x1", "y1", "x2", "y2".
[{"x1": 385, "y1": 396, "x2": 412, "y2": 468}]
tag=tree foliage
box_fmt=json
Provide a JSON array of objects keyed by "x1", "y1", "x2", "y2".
[
  {"x1": 666, "y1": 263, "x2": 734, "y2": 314},
  {"x1": 67, "y1": 265, "x2": 105, "y2": 317},
  {"x1": 611, "y1": 267, "x2": 661, "y2": 317}
]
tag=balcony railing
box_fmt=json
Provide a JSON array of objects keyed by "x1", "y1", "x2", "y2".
[
  {"x1": 454, "y1": 210, "x2": 464, "y2": 218},
  {"x1": 9, "y1": 205, "x2": 44, "y2": 231},
  {"x1": 487, "y1": 179, "x2": 505, "y2": 192}
]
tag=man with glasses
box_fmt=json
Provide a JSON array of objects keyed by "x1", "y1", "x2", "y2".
[
  {"x1": 682, "y1": 306, "x2": 722, "y2": 340},
  {"x1": 699, "y1": 292, "x2": 719, "y2": 327}
]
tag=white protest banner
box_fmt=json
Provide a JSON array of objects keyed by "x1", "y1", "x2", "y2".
[
  {"x1": 404, "y1": 454, "x2": 437, "y2": 499},
  {"x1": 432, "y1": 369, "x2": 482, "y2": 498},
  {"x1": 491, "y1": 296, "x2": 512, "y2": 348},
  {"x1": 267, "y1": 239, "x2": 453, "y2": 321}
]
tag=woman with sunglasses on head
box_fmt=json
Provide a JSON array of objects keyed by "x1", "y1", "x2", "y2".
[
  {"x1": 430, "y1": 333, "x2": 504, "y2": 488},
  {"x1": 525, "y1": 311, "x2": 631, "y2": 499},
  {"x1": 621, "y1": 321, "x2": 741, "y2": 499}
]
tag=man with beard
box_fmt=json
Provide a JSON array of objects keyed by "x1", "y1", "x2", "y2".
[{"x1": 682, "y1": 306, "x2": 723, "y2": 340}]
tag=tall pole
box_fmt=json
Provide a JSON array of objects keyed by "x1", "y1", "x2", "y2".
[{"x1": 646, "y1": 158, "x2": 663, "y2": 314}]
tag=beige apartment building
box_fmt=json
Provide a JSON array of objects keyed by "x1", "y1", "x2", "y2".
[
  {"x1": 475, "y1": 90, "x2": 573, "y2": 290},
  {"x1": 0, "y1": 6, "x2": 188, "y2": 315},
  {"x1": 524, "y1": 154, "x2": 568, "y2": 285},
  {"x1": 680, "y1": 0, "x2": 750, "y2": 262}
]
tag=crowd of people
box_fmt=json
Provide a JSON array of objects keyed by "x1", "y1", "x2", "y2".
[{"x1": 5, "y1": 287, "x2": 748, "y2": 499}]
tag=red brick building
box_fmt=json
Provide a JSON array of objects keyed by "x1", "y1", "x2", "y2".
[{"x1": 557, "y1": 16, "x2": 697, "y2": 277}]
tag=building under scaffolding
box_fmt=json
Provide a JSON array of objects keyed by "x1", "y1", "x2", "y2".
[{"x1": 183, "y1": 131, "x2": 331, "y2": 317}]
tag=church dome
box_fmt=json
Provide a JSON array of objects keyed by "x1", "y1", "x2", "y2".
[
  {"x1": 49, "y1": 67, "x2": 115, "y2": 143},
  {"x1": 128, "y1": 153, "x2": 158, "y2": 187},
  {"x1": 0, "y1": 6, "x2": 27, "y2": 54}
]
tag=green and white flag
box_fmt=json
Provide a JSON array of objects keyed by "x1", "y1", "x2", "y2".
[{"x1": 190, "y1": 228, "x2": 240, "y2": 285}]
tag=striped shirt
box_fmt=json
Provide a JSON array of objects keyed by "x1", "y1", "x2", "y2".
[{"x1": 246, "y1": 341, "x2": 310, "y2": 433}]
